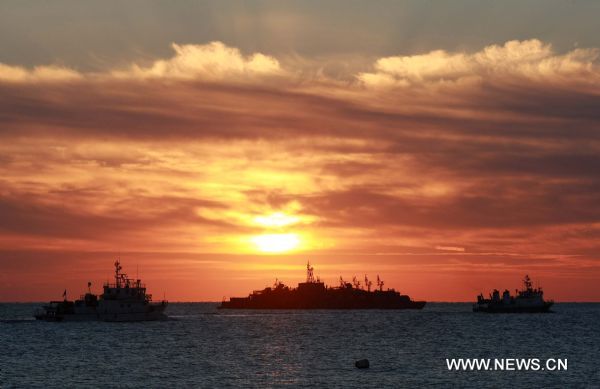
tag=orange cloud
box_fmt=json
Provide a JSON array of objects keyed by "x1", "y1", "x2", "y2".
[{"x1": 1, "y1": 39, "x2": 599, "y2": 301}]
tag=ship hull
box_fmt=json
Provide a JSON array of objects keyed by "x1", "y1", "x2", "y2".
[
  {"x1": 220, "y1": 299, "x2": 426, "y2": 310},
  {"x1": 35, "y1": 303, "x2": 168, "y2": 322},
  {"x1": 35, "y1": 312, "x2": 168, "y2": 322},
  {"x1": 473, "y1": 301, "x2": 553, "y2": 313},
  {"x1": 219, "y1": 303, "x2": 426, "y2": 310}
]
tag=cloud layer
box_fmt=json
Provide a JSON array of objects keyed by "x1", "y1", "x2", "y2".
[
  {"x1": 1, "y1": 40, "x2": 599, "y2": 300},
  {"x1": 114, "y1": 42, "x2": 284, "y2": 80},
  {"x1": 358, "y1": 39, "x2": 600, "y2": 89}
]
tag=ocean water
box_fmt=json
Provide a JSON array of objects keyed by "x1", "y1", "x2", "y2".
[{"x1": 1, "y1": 303, "x2": 599, "y2": 388}]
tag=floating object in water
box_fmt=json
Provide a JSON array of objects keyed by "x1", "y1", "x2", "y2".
[{"x1": 355, "y1": 359, "x2": 370, "y2": 369}]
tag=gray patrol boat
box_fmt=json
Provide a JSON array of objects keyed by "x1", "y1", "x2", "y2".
[
  {"x1": 35, "y1": 260, "x2": 168, "y2": 321},
  {"x1": 473, "y1": 275, "x2": 553, "y2": 313}
]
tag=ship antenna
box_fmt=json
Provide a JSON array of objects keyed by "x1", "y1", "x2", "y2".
[
  {"x1": 306, "y1": 260, "x2": 315, "y2": 283},
  {"x1": 377, "y1": 275, "x2": 384, "y2": 291},
  {"x1": 114, "y1": 259, "x2": 123, "y2": 287},
  {"x1": 524, "y1": 274, "x2": 532, "y2": 291}
]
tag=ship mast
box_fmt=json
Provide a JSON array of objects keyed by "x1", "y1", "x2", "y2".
[
  {"x1": 377, "y1": 275, "x2": 384, "y2": 291},
  {"x1": 524, "y1": 275, "x2": 533, "y2": 291},
  {"x1": 306, "y1": 261, "x2": 316, "y2": 283},
  {"x1": 114, "y1": 260, "x2": 123, "y2": 287},
  {"x1": 364, "y1": 275, "x2": 372, "y2": 292}
]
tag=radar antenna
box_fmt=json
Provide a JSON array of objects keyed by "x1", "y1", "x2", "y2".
[
  {"x1": 364, "y1": 275, "x2": 372, "y2": 292},
  {"x1": 306, "y1": 261, "x2": 316, "y2": 283},
  {"x1": 377, "y1": 275, "x2": 384, "y2": 291},
  {"x1": 524, "y1": 275, "x2": 532, "y2": 291},
  {"x1": 114, "y1": 260, "x2": 123, "y2": 287}
]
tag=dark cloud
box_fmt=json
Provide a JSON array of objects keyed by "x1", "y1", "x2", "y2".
[
  {"x1": 1, "y1": 73, "x2": 599, "y2": 241},
  {"x1": 293, "y1": 184, "x2": 599, "y2": 230},
  {"x1": 318, "y1": 161, "x2": 384, "y2": 177},
  {"x1": 0, "y1": 193, "x2": 232, "y2": 240}
]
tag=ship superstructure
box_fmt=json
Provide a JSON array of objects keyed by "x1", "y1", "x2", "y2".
[
  {"x1": 220, "y1": 262, "x2": 426, "y2": 309},
  {"x1": 35, "y1": 260, "x2": 168, "y2": 321},
  {"x1": 473, "y1": 275, "x2": 553, "y2": 313}
]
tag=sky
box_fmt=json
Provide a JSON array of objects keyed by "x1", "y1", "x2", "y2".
[{"x1": 1, "y1": 1, "x2": 599, "y2": 301}]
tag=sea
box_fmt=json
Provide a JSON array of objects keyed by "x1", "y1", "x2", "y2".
[{"x1": 0, "y1": 303, "x2": 598, "y2": 388}]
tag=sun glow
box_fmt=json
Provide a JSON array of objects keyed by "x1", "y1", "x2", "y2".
[
  {"x1": 251, "y1": 233, "x2": 300, "y2": 253},
  {"x1": 254, "y1": 212, "x2": 300, "y2": 227}
]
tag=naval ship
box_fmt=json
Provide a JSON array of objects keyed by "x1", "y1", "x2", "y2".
[
  {"x1": 220, "y1": 262, "x2": 426, "y2": 309},
  {"x1": 35, "y1": 260, "x2": 168, "y2": 321},
  {"x1": 473, "y1": 275, "x2": 553, "y2": 313}
]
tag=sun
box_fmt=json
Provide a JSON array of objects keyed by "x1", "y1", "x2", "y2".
[{"x1": 251, "y1": 233, "x2": 300, "y2": 253}]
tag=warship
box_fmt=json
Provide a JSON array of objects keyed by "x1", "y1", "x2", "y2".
[
  {"x1": 34, "y1": 260, "x2": 168, "y2": 321},
  {"x1": 473, "y1": 275, "x2": 553, "y2": 313},
  {"x1": 220, "y1": 262, "x2": 426, "y2": 309}
]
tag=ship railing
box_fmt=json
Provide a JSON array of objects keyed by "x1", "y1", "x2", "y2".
[{"x1": 103, "y1": 282, "x2": 146, "y2": 289}]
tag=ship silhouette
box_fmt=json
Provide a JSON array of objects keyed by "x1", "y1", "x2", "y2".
[
  {"x1": 220, "y1": 261, "x2": 426, "y2": 309},
  {"x1": 473, "y1": 275, "x2": 553, "y2": 313},
  {"x1": 34, "y1": 260, "x2": 168, "y2": 321}
]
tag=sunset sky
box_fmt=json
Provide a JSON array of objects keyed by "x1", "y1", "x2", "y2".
[{"x1": 1, "y1": 1, "x2": 599, "y2": 301}]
